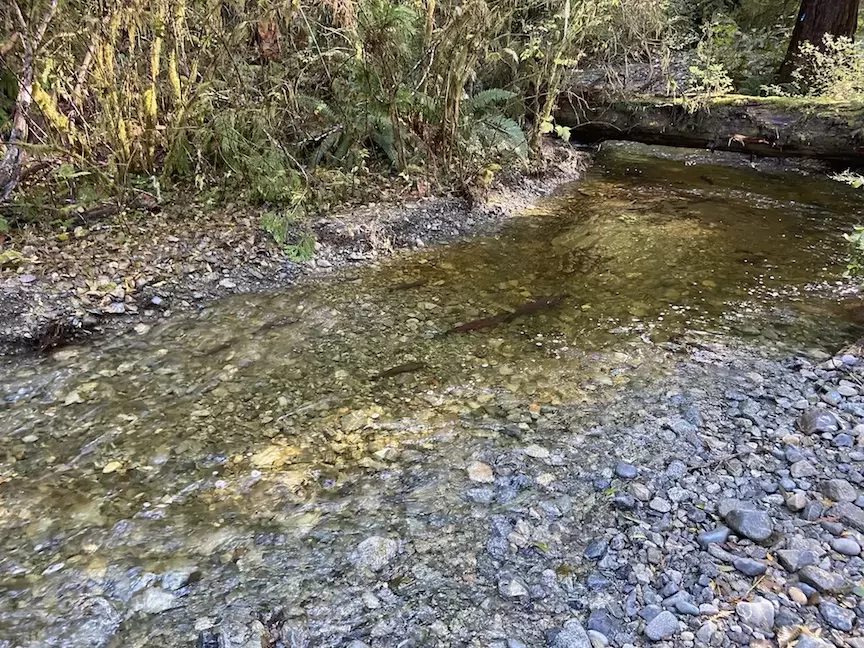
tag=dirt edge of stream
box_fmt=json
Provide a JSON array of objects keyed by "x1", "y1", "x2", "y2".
[{"x1": 0, "y1": 144, "x2": 590, "y2": 357}]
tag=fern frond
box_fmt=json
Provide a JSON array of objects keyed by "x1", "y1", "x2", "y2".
[
  {"x1": 295, "y1": 94, "x2": 338, "y2": 123},
  {"x1": 466, "y1": 88, "x2": 517, "y2": 114},
  {"x1": 476, "y1": 115, "x2": 528, "y2": 159}
]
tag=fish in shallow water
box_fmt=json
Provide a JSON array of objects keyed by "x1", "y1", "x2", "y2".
[
  {"x1": 371, "y1": 361, "x2": 427, "y2": 381},
  {"x1": 390, "y1": 280, "x2": 428, "y2": 291},
  {"x1": 446, "y1": 295, "x2": 567, "y2": 334}
]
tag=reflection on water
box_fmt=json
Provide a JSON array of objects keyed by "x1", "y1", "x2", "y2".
[{"x1": 1, "y1": 143, "x2": 862, "y2": 646}]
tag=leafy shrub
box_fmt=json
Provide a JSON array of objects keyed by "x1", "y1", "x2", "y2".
[
  {"x1": 793, "y1": 35, "x2": 864, "y2": 100},
  {"x1": 260, "y1": 207, "x2": 316, "y2": 261},
  {"x1": 844, "y1": 225, "x2": 864, "y2": 277}
]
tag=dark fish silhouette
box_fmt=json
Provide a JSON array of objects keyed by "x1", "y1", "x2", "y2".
[
  {"x1": 390, "y1": 280, "x2": 427, "y2": 291},
  {"x1": 448, "y1": 313, "x2": 511, "y2": 334},
  {"x1": 371, "y1": 361, "x2": 427, "y2": 381},
  {"x1": 446, "y1": 295, "x2": 567, "y2": 334}
]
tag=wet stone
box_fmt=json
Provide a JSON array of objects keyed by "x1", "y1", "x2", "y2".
[
  {"x1": 724, "y1": 508, "x2": 773, "y2": 542},
  {"x1": 643, "y1": 610, "x2": 678, "y2": 641},
  {"x1": 130, "y1": 588, "x2": 181, "y2": 615},
  {"x1": 467, "y1": 461, "x2": 495, "y2": 483},
  {"x1": 350, "y1": 536, "x2": 399, "y2": 572},
  {"x1": 819, "y1": 601, "x2": 856, "y2": 631}
]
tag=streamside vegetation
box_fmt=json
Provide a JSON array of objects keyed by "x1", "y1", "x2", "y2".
[{"x1": 0, "y1": 0, "x2": 863, "y2": 245}]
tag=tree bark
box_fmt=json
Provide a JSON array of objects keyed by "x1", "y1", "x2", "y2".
[
  {"x1": 778, "y1": 0, "x2": 860, "y2": 84},
  {"x1": 556, "y1": 96, "x2": 864, "y2": 165}
]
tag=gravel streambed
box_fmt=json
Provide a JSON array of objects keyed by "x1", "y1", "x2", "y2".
[{"x1": 80, "y1": 337, "x2": 864, "y2": 648}]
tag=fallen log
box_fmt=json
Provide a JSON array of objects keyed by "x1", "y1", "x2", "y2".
[{"x1": 556, "y1": 95, "x2": 864, "y2": 165}]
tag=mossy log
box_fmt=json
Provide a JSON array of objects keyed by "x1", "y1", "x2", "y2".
[{"x1": 556, "y1": 95, "x2": 864, "y2": 165}]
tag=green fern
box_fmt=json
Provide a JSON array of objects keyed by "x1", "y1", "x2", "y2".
[
  {"x1": 466, "y1": 89, "x2": 517, "y2": 114},
  {"x1": 475, "y1": 115, "x2": 528, "y2": 160}
]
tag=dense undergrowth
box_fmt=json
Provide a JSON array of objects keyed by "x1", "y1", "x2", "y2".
[{"x1": 0, "y1": 0, "x2": 862, "y2": 251}]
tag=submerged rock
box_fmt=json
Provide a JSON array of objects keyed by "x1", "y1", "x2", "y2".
[
  {"x1": 350, "y1": 536, "x2": 399, "y2": 572},
  {"x1": 66, "y1": 597, "x2": 120, "y2": 648},
  {"x1": 130, "y1": 588, "x2": 181, "y2": 615},
  {"x1": 467, "y1": 461, "x2": 494, "y2": 483}
]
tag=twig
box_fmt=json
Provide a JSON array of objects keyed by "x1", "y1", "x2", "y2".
[{"x1": 685, "y1": 450, "x2": 752, "y2": 472}]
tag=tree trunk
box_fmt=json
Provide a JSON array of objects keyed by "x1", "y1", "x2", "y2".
[
  {"x1": 0, "y1": 0, "x2": 59, "y2": 202},
  {"x1": 778, "y1": 0, "x2": 860, "y2": 84}
]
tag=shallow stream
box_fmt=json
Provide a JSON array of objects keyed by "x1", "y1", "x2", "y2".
[{"x1": 1, "y1": 143, "x2": 863, "y2": 647}]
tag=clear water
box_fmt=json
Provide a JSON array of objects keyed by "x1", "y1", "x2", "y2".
[{"x1": 1, "y1": 143, "x2": 862, "y2": 646}]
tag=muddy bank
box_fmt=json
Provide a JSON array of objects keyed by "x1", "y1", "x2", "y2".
[
  {"x1": 0, "y1": 144, "x2": 588, "y2": 356},
  {"x1": 558, "y1": 95, "x2": 864, "y2": 164}
]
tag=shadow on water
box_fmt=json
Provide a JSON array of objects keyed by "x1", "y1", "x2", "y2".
[{"x1": 1, "y1": 143, "x2": 863, "y2": 646}]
